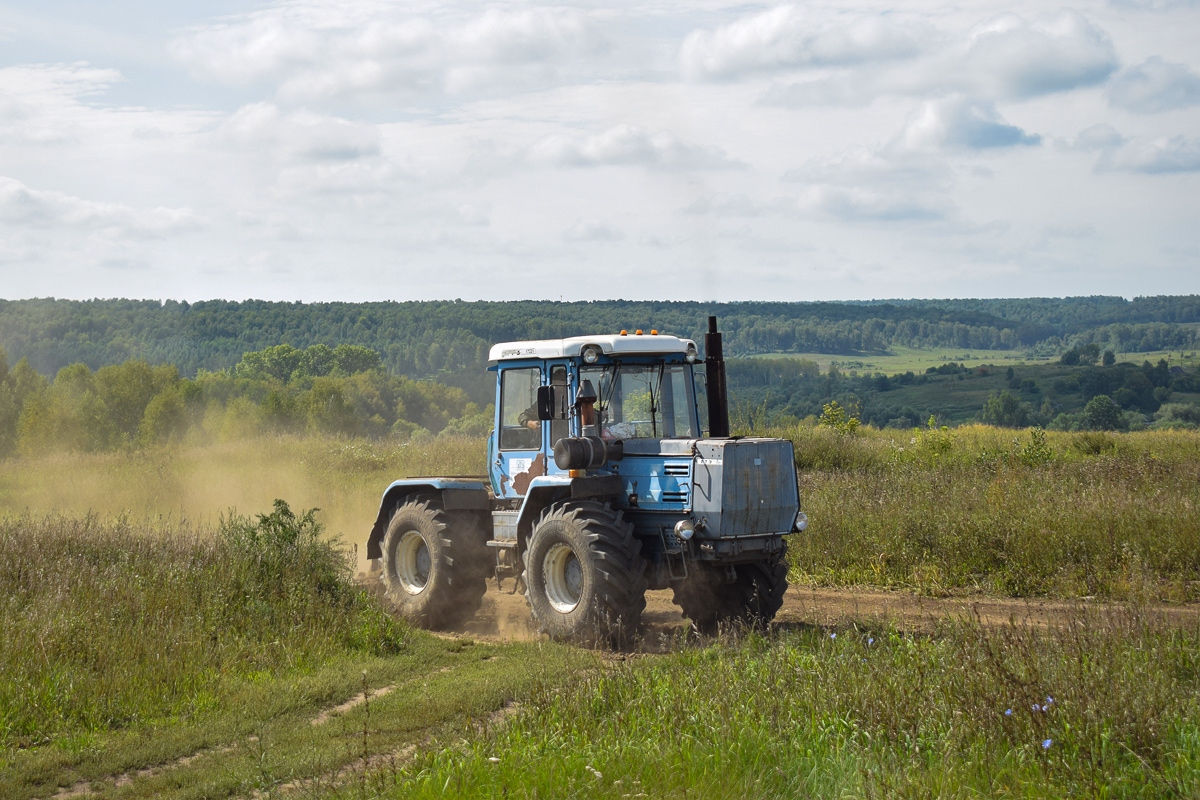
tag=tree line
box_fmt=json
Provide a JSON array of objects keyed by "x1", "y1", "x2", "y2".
[
  {"x1": 2, "y1": 297, "x2": 1197, "y2": 403},
  {"x1": 0, "y1": 344, "x2": 490, "y2": 458}
]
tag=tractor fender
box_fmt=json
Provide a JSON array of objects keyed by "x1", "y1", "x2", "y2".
[
  {"x1": 366, "y1": 478, "x2": 489, "y2": 560},
  {"x1": 513, "y1": 474, "x2": 624, "y2": 552}
]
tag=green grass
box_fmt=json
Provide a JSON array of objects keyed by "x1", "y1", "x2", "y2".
[
  {"x1": 768, "y1": 424, "x2": 1200, "y2": 600},
  {"x1": 0, "y1": 503, "x2": 582, "y2": 800},
  {"x1": 356, "y1": 610, "x2": 1200, "y2": 799},
  {"x1": 3, "y1": 428, "x2": 1200, "y2": 798}
]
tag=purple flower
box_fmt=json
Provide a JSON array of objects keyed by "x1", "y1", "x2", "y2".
[
  {"x1": 1005, "y1": 709, "x2": 1013, "y2": 717},
  {"x1": 1042, "y1": 739, "x2": 1052, "y2": 750},
  {"x1": 1032, "y1": 703, "x2": 1041, "y2": 712},
  {"x1": 830, "y1": 633, "x2": 836, "y2": 639}
]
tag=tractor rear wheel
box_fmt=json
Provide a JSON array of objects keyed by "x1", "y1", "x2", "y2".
[
  {"x1": 672, "y1": 549, "x2": 789, "y2": 634},
  {"x1": 380, "y1": 496, "x2": 489, "y2": 629},
  {"x1": 523, "y1": 500, "x2": 647, "y2": 646}
]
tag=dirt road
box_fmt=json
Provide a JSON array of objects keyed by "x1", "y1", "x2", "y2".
[{"x1": 365, "y1": 575, "x2": 1200, "y2": 646}]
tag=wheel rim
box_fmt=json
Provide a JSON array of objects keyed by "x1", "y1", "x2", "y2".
[
  {"x1": 542, "y1": 542, "x2": 582, "y2": 613},
  {"x1": 395, "y1": 530, "x2": 431, "y2": 595}
]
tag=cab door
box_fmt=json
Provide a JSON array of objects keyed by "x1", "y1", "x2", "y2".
[{"x1": 495, "y1": 365, "x2": 545, "y2": 498}]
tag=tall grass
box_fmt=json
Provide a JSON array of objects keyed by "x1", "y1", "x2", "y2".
[
  {"x1": 767, "y1": 424, "x2": 1200, "y2": 600},
  {"x1": 0, "y1": 433, "x2": 487, "y2": 571},
  {"x1": 365, "y1": 609, "x2": 1200, "y2": 798},
  {"x1": 0, "y1": 503, "x2": 407, "y2": 750}
]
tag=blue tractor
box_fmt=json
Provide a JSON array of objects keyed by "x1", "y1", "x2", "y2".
[{"x1": 365, "y1": 317, "x2": 807, "y2": 641}]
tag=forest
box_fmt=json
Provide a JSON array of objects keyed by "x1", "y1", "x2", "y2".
[
  {"x1": 2, "y1": 295, "x2": 1200, "y2": 457},
  {"x1": 1, "y1": 296, "x2": 1197, "y2": 397}
]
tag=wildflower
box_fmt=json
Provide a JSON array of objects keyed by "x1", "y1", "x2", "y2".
[
  {"x1": 830, "y1": 633, "x2": 836, "y2": 639},
  {"x1": 867, "y1": 638, "x2": 874, "y2": 645},
  {"x1": 1045, "y1": 696, "x2": 1054, "y2": 706},
  {"x1": 1032, "y1": 703, "x2": 1041, "y2": 712},
  {"x1": 488, "y1": 757, "x2": 500, "y2": 764},
  {"x1": 1042, "y1": 739, "x2": 1052, "y2": 750},
  {"x1": 1005, "y1": 709, "x2": 1012, "y2": 716}
]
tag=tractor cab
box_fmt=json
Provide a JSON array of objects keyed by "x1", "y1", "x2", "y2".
[{"x1": 486, "y1": 331, "x2": 703, "y2": 501}]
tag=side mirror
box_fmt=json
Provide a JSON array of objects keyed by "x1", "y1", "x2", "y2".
[{"x1": 536, "y1": 385, "x2": 556, "y2": 421}]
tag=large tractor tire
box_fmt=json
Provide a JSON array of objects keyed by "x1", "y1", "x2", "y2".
[
  {"x1": 523, "y1": 500, "x2": 647, "y2": 646},
  {"x1": 672, "y1": 547, "x2": 789, "y2": 634},
  {"x1": 380, "y1": 496, "x2": 489, "y2": 629}
]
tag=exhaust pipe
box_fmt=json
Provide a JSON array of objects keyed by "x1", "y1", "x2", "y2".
[{"x1": 704, "y1": 315, "x2": 730, "y2": 438}]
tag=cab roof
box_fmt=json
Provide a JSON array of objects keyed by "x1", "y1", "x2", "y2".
[{"x1": 488, "y1": 333, "x2": 696, "y2": 362}]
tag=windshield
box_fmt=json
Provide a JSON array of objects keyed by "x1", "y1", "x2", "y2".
[{"x1": 581, "y1": 363, "x2": 698, "y2": 439}]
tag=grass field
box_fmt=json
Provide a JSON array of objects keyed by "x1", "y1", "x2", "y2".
[
  {"x1": 750, "y1": 344, "x2": 1200, "y2": 375},
  {"x1": 2, "y1": 427, "x2": 1199, "y2": 798}
]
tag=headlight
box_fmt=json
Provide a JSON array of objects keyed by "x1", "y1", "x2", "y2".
[
  {"x1": 685, "y1": 342, "x2": 698, "y2": 363},
  {"x1": 582, "y1": 345, "x2": 601, "y2": 364},
  {"x1": 674, "y1": 519, "x2": 695, "y2": 540},
  {"x1": 794, "y1": 511, "x2": 808, "y2": 532}
]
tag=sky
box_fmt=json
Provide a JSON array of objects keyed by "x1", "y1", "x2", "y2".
[{"x1": 0, "y1": 0, "x2": 1198, "y2": 303}]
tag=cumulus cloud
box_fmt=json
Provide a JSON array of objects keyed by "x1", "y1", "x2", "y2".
[
  {"x1": 0, "y1": 63, "x2": 124, "y2": 144},
  {"x1": 1096, "y1": 136, "x2": 1200, "y2": 173},
  {"x1": 951, "y1": 11, "x2": 1117, "y2": 99},
  {"x1": 171, "y1": 2, "x2": 607, "y2": 103},
  {"x1": 783, "y1": 150, "x2": 954, "y2": 222},
  {"x1": 1107, "y1": 56, "x2": 1200, "y2": 112},
  {"x1": 1072, "y1": 123, "x2": 1126, "y2": 151},
  {"x1": 681, "y1": 194, "x2": 786, "y2": 217},
  {"x1": 893, "y1": 97, "x2": 1041, "y2": 152},
  {"x1": 526, "y1": 124, "x2": 741, "y2": 170},
  {"x1": 757, "y1": 9, "x2": 1117, "y2": 107},
  {"x1": 563, "y1": 219, "x2": 623, "y2": 242},
  {"x1": 0, "y1": 176, "x2": 201, "y2": 235},
  {"x1": 680, "y1": 6, "x2": 929, "y2": 81},
  {"x1": 219, "y1": 103, "x2": 381, "y2": 161}
]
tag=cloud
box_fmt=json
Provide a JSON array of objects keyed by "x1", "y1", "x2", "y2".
[
  {"x1": 953, "y1": 11, "x2": 1117, "y2": 99},
  {"x1": 893, "y1": 97, "x2": 1041, "y2": 152},
  {"x1": 1096, "y1": 136, "x2": 1200, "y2": 173},
  {"x1": 563, "y1": 219, "x2": 623, "y2": 242},
  {"x1": 0, "y1": 176, "x2": 201, "y2": 235},
  {"x1": 1072, "y1": 123, "x2": 1126, "y2": 151},
  {"x1": 759, "y1": 9, "x2": 1117, "y2": 106},
  {"x1": 1107, "y1": 57, "x2": 1200, "y2": 112},
  {"x1": 170, "y1": 2, "x2": 607, "y2": 103},
  {"x1": 680, "y1": 6, "x2": 929, "y2": 81},
  {"x1": 0, "y1": 63, "x2": 124, "y2": 144},
  {"x1": 526, "y1": 124, "x2": 741, "y2": 170},
  {"x1": 219, "y1": 103, "x2": 381, "y2": 161},
  {"x1": 783, "y1": 150, "x2": 954, "y2": 222},
  {"x1": 681, "y1": 194, "x2": 782, "y2": 217}
]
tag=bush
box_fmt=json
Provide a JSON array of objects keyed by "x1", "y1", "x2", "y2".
[{"x1": 0, "y1": 503, "x2": 407, "y2": 748}]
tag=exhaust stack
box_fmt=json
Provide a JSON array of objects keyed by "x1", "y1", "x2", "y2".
[{"x1": 704, "y1": 315, "x2": 730, "y2": 438}]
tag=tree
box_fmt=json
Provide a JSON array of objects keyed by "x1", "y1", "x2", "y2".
[
  {"x1": 1102, "y1": 350, "x2": 1116, "y2": 366},
  {"x1": 1083, "y1": 395, "x2": 1121, "y2": 431},
  {"x1": 981, "y1": 390, "x2": 1031, "y2": 428}
]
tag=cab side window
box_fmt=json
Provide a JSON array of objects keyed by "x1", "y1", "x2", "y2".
[{"x1": 499, "y1": 367, "x2": 541, "y2": 450}]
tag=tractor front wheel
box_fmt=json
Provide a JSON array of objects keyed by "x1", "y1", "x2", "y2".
[
  {"x1": 671, "y1": 550, "x2": 789, "y2": 634},
  {"x1": 523, "y1": 501, "x2": 647, "y2": 645}
]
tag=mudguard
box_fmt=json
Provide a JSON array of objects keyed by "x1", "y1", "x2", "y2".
[{"x1": 365, "y1": 478, "x2": 489, "y2": 560}]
